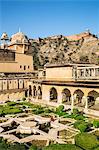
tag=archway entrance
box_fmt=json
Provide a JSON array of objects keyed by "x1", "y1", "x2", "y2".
[
  {"x1": 33, "y1": 86, "x2": 36, "y2": 98},
  {"x1": 50, "y1": 87, "x2": 58, "y2": 102},
  {"x1": 25, "y1": 90, "x2": 28, "y2": 97},
  {"x1": 62, "y1": 88, "x2": 71, "y2": 104},
  {"x1": 29, "y1": 85, "x2": 32, "y2": 97},
  {"x1": 73, "y1": 89, "x2": 84, "y2": 106},
  {"x1": 38, "y1": 86, "x2": 42, "y2": 99},
  {"x1": 88, "y1": 90, "x2": 99, "y2": 108}
]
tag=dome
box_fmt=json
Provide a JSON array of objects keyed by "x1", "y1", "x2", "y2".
[
  {"x1": 1, "y1": 32, "x2": 9, "y2": 40},
  {"x1": 10, "y1": 32, "x2": 29, "y2": 44}
]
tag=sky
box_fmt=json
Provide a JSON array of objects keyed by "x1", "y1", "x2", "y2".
[{"x1": 0, "y1": 0, "x2": 99, "y2": 39}]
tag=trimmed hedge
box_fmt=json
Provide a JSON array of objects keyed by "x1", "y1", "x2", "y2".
[
  {"x1": 0, "y1": 104, "x2": 23, "y2": 115},
  {"x1": 29, "y1": 145, "x2": 37, "y2": 150},
  {"x1": 43, "y1": 144, "x2": 82, "y2": 150},
  {"x1": 75, "y1": 133, "x2": 99, "y2": 150},
  {"x1": 93, "y1": 120, "x2": 99, "y2": 128},
  {"x1": 73, "y1": 108, "x2": 79, "y2": 115},
  {"x1": 7, "y1": 101, "x2": 17, "y2": 106},
  {"x1": 55, "y1": 105, "x2": 66, "y2": 116},
  {"x1": 56, "y1": 105, "x2": 64, "y2": 112},
  {"x1": 0, "y1": 138, "x2": 26, "y2": 150},
  {"x1": 74, "y1": 120, "x2": 87, "y2": 132},
  {"x1": 94, "y1": 147, "x2": 99, "y2": 150},
  {"x1": 74, "y1": 120, "x2": 92, "y2": 132},
  {"x1": 3, "y1": 108, "x2": 23, "y2": 114}
]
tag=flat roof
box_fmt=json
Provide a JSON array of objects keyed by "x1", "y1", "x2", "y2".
[{"x1": 45, "y1": 63, "x2": 97, "y2": 68}]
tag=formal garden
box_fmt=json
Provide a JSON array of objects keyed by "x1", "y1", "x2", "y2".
[
  {"x1": 0, "y1": 100, "x2": 98, "y2": 150},
  {"x1": 0, "y1": 132, "x2": 98, "y2": 150}
]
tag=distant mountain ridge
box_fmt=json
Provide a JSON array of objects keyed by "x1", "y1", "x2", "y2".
[{"x1": 27, "y1": 31, "x2": 99, "y2": 69}]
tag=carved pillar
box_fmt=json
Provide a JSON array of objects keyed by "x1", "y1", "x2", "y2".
[
  {"x1": 84, "y1": 68, "x2": 86, "y2": 78},
  {"x1": 32, "y1": 87, "x2": 34, "y2": 98},
  {"x1": 71, "y1": 95, "x2": 74, "y2": 113},
  {"x1": 85, "y1": 96, "x2": 88, "y2": 109},
  {"x1": 93, "y1": 68, "x2": 96, "y2": 77},
  {"x1": 36, "y1": 89, "x2": 39, "y2": 101},
  {"x1": 92, "y1": 68, "x2": 95, "y2": 77},
  {"x1": 58, "y1": 93, "x2": 62, "y2": 104},
  {"x1": 95, "y1": 68, "x2": 98, "y2": 76}
]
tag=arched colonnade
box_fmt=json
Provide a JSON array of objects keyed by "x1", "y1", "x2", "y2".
[
  {"x1": 28, "y1": 83, "x2": 99, "y2": 109},
  {"x1": 28, "y1": 84, "x2": 42, "y2": 99},
  {"x1": 47, "y1": 86, "x2": 99, "y2": 109}
]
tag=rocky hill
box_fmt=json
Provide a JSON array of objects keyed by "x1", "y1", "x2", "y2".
[{"x1": 27, "y1": 31, "x2": 99, "y2": 69}]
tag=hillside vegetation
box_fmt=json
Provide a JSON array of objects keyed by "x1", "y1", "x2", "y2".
[{"x1": 27, "y1": 31, "x2": 99, "y2": 69}]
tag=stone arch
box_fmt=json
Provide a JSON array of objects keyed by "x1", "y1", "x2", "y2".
[
  {"x1": 38, "y1": 86, "x2": 42, "y2": 99},
  {"x1": 73, "y1": 89, "x2": 84, "y2": 104},
  {"x1": 62, "y1": 88, "x2": 71, "y2": 104},
  {"x1": 18, "y1": 80, "x2": 19, "y2": 89},
  {"x1": 50, "y1": 87, "x2": 58, "y2": 102},
  {"x1": 33, "y1": 85, "x2": 36, "y2": 98},
  {"x1": 88, "y1": 90, "x2": 99, "y2": 107},
  {"x1": 25, "y1": 90, "x2": 28, "y2": 97},
  {"x1": 29, "y1": 85, "x2": 32, "y2": 97}
]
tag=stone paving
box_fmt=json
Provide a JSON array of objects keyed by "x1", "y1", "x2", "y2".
[{"x1": 0, "y1": 114, "x2": 79, "y2": 145}]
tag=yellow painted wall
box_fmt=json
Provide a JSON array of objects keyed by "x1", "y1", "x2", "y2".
[
  {"x1": 0, "y1": 53, "x2": 33, "y2": 73},
  {"x1": 42, "y1": 84, "x2": 99, "y2": 103},
  {"x1": 46, "y1": 67, "x2": 73, "y2": 81}
]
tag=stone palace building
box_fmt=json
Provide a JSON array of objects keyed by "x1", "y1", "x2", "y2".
[
  {"x1": 0, "y1": 31, "x2": 34, "y2": 101},
  {"x1": 28, "y1": 63, "x2": 99, "y2": 117},
  {"x1": 0, "y1": 31, "x2": 99, "y2": 117}
]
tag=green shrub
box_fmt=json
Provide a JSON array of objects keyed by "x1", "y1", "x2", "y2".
[
  {"x1": 74, "y1": 120, "x2": 88, "y2": 132},
  {"x1": 71, "y1": 109, "x2": 86, "y2": 120},
  {"x1": 0, "y1": 110, "x2": 4, "y2": 116},
  {"x1": 43, "y1": 144, "x2": 82, "y2": 150},
  {"x1": 0, "y1": 138, "x2": 8, "y2": 150},
  {"x1": 74, "y1": 114, "x2": 85, "y2": 120},
  {"x1": 74, "y1": 120, "x2": 92, "y2": 132},
  {"x1": 44, "y1": 108, "x2": 53, "y2": 113},
  {"x1": 7, "y1": 101, "x2": 16, "y2": 106},
  {"x1": 94, "y1": 146, "x2": 99, "y2": 150},
  {"x1": 93, "y1": 120, "x2": 99, "y2": 128},
  {"x1": 75, "y1": 133, "x2": 99, "y2": 150},
  {"x1": 32, "y1": 106, "x2": 44, "y2": 115},
  {"x1": 73, "y1": 108, "x2": 79, "y2": 115},
  {"x1": 3, "y1": 107, "x2": 23, "y2": 115},
  {"x1": 29, "y1": 145, "x2": 37, "y2": 150},
  {"x1": 63, "y1": 113, "x2": 70, "y2": 118},
  {"x1": 70, "y1": 113, "x2": 85, "y2": 121},
  {"x1": 7, "y1": 143, "x2": 26, "y2": 150},
  {"x1": 22, "y1": 97, "x2": 26, "y2": 101},
  {"x1": 56, "y1": 105, "x2": 64, "y2": 112},
  {"x1": 55, "y1": 111, "x2": 66, "y2": 117},
  {"x1": 0, "y1": 138, "x2": 26, "y2": 150},
  {"x1": 55, "y1": 105, "x2": 65, "y2": 116}
]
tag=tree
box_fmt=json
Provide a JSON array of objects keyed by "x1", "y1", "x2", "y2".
[{"x1": 75, "y1": 133, "x2": 99, "y2": 150}]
